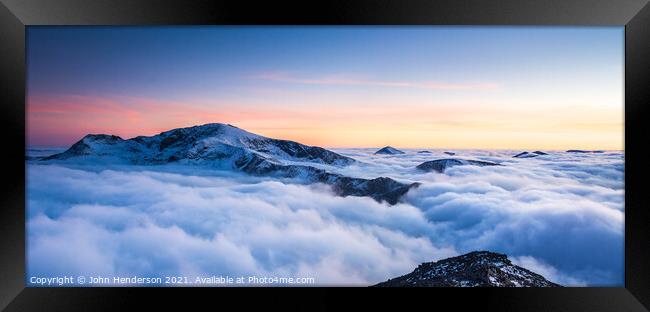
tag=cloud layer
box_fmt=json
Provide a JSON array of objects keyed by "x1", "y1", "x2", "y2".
[{"x1": 27, "y1": 149, "x2": 624, "y2": 286}]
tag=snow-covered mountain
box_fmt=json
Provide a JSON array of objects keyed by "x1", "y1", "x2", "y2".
[
  {"x1": 375, "y1": 251, "x2": 560, "y2": 287},
  {"x1": 41, "y1": 123, "x2": 419, "y2": 205},
  {"x1": 374, "y1": 146, "x2": 405, "y2": 155},
  {"x1": 45, "y1": 123, "x2": 354, "y2": 166},
  {"x1": 416, "y1": 158, "x2": 500, "y2": 173}
]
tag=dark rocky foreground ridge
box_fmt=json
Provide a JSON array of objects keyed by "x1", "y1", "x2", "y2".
[
  {"x1": 41, "y1": 123, "x2": 419, "y2": 205},
  {"x1": 374, "y1": 251, "x2": 560, "y2": 287}
]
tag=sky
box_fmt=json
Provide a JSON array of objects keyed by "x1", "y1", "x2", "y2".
[{"x1": 26, "y1": 26, "x2": 624, "y2": 149}]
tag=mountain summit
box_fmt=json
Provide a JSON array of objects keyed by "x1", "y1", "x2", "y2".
[
  {"x1": 375, "y1": 146, "x2": 405, "y2": 155},
  {"x1": 42, "y1": 123, "x2": 419, "y2": 205},
  {"x1": 375, "y1": 251, "x2": 560, "y2": 287}
]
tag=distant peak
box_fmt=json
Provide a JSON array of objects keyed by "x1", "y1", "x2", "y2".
[
  {"x1": 416, "y1": 158, "x2": 500, "y2": 173},
  {"x1": 375, "y1": 146, "x2": 405, "y2": 155}
]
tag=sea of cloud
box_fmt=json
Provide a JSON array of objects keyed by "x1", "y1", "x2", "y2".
[{"x1": 26, "y1": 148, "x2": 624, "y2": 286}]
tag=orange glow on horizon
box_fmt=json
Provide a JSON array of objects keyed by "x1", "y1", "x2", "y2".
[{"x1": 27, "y1": 94, "x2": 624, "y2": 150}]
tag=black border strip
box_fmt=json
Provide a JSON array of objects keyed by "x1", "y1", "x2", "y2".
[
  {"x1": 625, "y1": 1, "x2": 650, "y2": 308},
  {"x1": 0, "y1": 1, "x2": 26, "y2": 310},
  {"x1": 2, "y1": 0, "x2": 648, "y2": 25}
]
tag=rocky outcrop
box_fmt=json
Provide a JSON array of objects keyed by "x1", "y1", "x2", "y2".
[
  {"x1": 416, "y1": 158, "x2": 500, "y2": 173},
  {"x1": 375, "y1": 251, "x2": 561, "y2": 287}
]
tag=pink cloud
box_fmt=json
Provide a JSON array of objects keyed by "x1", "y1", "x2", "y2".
[{"x1": 251, "y1": 72, "x2": 499, "y2": 90}]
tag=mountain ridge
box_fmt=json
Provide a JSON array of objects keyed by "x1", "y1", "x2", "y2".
[
  {"x1": 40, "y1": 123, "x2": 418, "y2": 205},
  {"x1": 416, "y1": 158, "x2": 500, "y2": 173}
]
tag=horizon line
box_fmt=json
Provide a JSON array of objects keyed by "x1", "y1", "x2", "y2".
[{"x1": 25, "y1": 144, "x2": 624, "y2": 152}]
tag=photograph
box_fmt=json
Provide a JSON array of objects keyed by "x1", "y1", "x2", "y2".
[{"x1": 25, "y1": 26, "x2": 624, "y2": 287}]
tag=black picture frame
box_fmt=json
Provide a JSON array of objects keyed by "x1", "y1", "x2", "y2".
[{"x1": 1, "y1": 0, "x2": 649, "y2": 311}]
